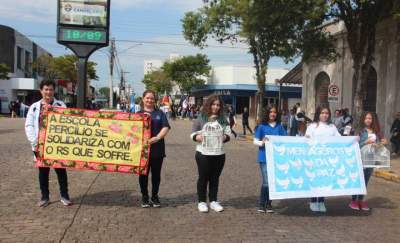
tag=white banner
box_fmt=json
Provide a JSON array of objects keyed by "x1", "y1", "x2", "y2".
[{"x1": 265, "y1": 136, "x2": 366, "y2": 200}]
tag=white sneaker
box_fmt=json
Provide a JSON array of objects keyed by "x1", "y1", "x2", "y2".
[
  {"x1": 210, "y1": 201, "x2": 224, "y2": 212},
  {"x1": 198, "y1": 202, "x2": 208, "y2": 213},
  {"x1": 318, "y1": 202, "x2": 327, "y2": 213},
  {"x1": 309, "y1": 202, "x2": 319, "y2": 212}
]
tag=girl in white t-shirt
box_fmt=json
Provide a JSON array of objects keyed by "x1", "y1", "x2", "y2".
[{"x1": 305, "y1": 106, "x2": 340, "y2": 213}]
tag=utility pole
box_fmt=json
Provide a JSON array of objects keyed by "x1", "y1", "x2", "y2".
[
  {"x1": 109, "y1": 38, "x2": 115, "y2": 108},
  {"x1": 120, "y1": 70, "x2": 130, "y2": 103}
]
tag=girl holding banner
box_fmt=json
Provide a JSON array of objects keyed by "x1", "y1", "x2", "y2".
[
  {"x1": 253, "y1": 105, "x2": 287, "y2": 213},
  {"x1": 349, "y1": 112, "x2": 388, "y2": 211},
  {"x1": 138, "y1": 90, "x2": 170, "y2": 208},
  {"x1": 305, "y1": 106, "x2": 341, "y2": 213},
  {"x1": 191, "y1": 95, "x2": 232, "y2": 213}
]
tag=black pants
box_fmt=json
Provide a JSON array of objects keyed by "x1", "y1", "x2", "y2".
[
  {"x1": 242, "y1": 122, "x2": 253, "y2": 135},
  {"x1": 139, "y1": 156, "x2": 164, "y2": 198},
  {"x1": 392, "y1": 138, "x2": 400, "y2": 153},
  {"x1": 230, "y1": 124, "x2": 237, "y2": 137},
  {"x1": 38, "y1": 167, "x2": 69, "y2": 200},
  {"x1": 195, "y1": 152, "x2": 225, "y2": 202}
]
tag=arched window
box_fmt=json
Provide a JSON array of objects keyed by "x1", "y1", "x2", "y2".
[{"x1": 314, "y1": 72, "x2": 330, "y2": 108}]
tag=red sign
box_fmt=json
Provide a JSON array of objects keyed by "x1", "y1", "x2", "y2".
[{"x1": 328, "y1": 84, "x2": 339, "y2": 103}]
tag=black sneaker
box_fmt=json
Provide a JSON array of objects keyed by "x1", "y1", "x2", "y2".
[
  {"x1": 266, "y1": 204, "x2": 274, "y2": 213},
  {"x1": 151, "y1": 196, "x2": 161, "y2": 208},
  {"x1": 257, "y1": 204, "x2": 266, "y2": 213},
  {"x1": 141, "y1": 195, "x2": 150, "y2": 208}
]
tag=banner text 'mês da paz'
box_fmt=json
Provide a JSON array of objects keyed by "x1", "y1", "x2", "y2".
[{"x1": 43, "y1": 113, "x2": 143, "y2": 166}]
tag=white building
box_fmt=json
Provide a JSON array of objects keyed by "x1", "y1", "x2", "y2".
[
  {"x1": 143, "y1": 59, "x2": 163, "y2": 76},
  {"x1": 0, "y1": 25, "x2": 52, "y2": 113},
  {"x1": 192, "y1": 65, "x2": 301, "y2": 116},
  {"x1": 143, "y1": 54, "x2": 182, "y2": 76},
  {"x1": 298, "y1": 18, "x2": 400, "y2": 138}
]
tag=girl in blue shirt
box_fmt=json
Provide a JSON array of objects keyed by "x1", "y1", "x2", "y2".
[{"x1": 253, "y1": 105, "x2": 287, "y2": 213}]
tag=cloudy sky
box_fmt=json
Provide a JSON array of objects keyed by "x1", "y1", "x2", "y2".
[{"x1": 0, "y1": 0, "x2": 296, "y2": 95}]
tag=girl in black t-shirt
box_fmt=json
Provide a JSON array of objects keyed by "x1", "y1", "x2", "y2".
[{"x1": 138, "y1": 90, "x2": 170, "y2": 208}]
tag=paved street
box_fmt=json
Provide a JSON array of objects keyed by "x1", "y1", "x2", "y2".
[{"x1": 1, "y1": 118, "x2": 400, "y2": 243}]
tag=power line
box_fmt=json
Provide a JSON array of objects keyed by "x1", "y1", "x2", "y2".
[{"x1": 25, "y1": 34, "x2": 249, "y2": 50}]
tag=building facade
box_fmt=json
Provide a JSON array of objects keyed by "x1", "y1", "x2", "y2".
[
  {"x1": 192, "y1": 65, "x2": 302, "y2": 117},
  {"x1": 300, "y1": 18, "x2": 400, "y2": 138},
  {"x1": 0, "y1": 25, "x2": 52, "y2": 113}
]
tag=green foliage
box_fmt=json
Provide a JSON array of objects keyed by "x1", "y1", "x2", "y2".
[
  {"x1": 98, "y1": 87, "x2": 110, "y2": 97},
  {"x1": 182, "y1": 0, "x2": 336, "y2": 118},
  {"x1": 134, "y1": 96, "x2": 142, "y2": 104},
  {"x1": 0, "y1": 63, "x2": 10, "y2": 80},
  {"x1": 328, "y1": 0, "x2": 396, "y2": 130},
  {"x1": 142, "y1": 70, "x2": 173, "y2": 94},
  {"x1": 34, "y1": 54, "x2": 98, "y2": 83},
  {"x1": 162, "y1": 54, "x2": 211, "y2": 94}
]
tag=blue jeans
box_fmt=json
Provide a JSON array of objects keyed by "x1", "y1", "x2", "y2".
[
  {"x1": 352, "y1": 168, "x2": 373, "y2": 201},
  {"x1": 259, "y1": 163, "x2": 271, "y2": 206}
]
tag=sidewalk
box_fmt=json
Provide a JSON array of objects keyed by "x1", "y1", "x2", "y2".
[{"x1": 374, "y1": 156, "x2": 400, "y2": 183}]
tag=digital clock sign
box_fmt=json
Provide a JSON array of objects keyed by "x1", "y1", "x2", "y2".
[
  {"x1": 58, "y1": 27, "x2": 107, "y2": 44},
  {"x1": 57, "y1": 0, "x2": 110, "y2": 46}
]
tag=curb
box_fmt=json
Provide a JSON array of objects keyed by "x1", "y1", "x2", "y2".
[{"x1": 374, "y1": 170, "x2": 400, "y2": 183}]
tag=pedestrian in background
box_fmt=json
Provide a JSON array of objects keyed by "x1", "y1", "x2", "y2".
[
  {"x1": 349, "y1": 112, "x2": 388, "y2": 211},
  {"x1": 288, "y1": 107, "x2": 298, "y2": 136},
  {"x1": 305, "y1": 105, "x2": 340, "y2": 213},
  {"x1": 390, "y1": 112, "x2": 400, "y2": 155},
  {"x1": 242, "y1": 107, "x2": 253, "y2": 135},
  {"x1": 253, "y1": 104, "x2": 287, "y2": 213},
  {"x1": 281, "y1": 109, "x2": 289, "y2": 132},
  {"x1": 227, "y1": 106, "x2": 237, "y2": 138},
  {"x1": 25, "y1": 80, "x2": 71, "y2": 207},
  {"x1": 191, "y1": 94, "x2": 232, "y2": 213},
  {"x1": 332, "y1": 109, "x2": 343, "y2": 130},
  {"x1": 138, "y1": 90, "x2": 170, "y2": 208},
  {"x1": 340, "y1": 108, "x2": 353, "y2": 135}
]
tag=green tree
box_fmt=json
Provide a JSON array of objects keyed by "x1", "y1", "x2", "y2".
[
  {"x1": 182, "y1": 0, "x2": 336, "y2": 120},
  {"x1": 329, "y1": 0, "x2": 395, "y2": 129},
  {"x1": 0, "y1": 63, "x2": 11, "y2": 80},
  {"x1": 98, "y1": 87, "x2": 110, "y2": 98},
  {"x1": 34, "y1": 54, "x2": 98, "y2": 83},
  {"x1": 142, "y1": 70, "x2": 173, "y2": 94},
  {"x1": 162, "y1": 54, "x2": 211, "y2": 94}
]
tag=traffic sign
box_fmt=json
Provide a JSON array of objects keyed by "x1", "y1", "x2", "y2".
[{"x1": 328, "y1": 84, "x2": 339, "y2": 103}]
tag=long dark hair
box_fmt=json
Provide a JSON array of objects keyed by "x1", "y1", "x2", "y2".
[
  {"x1": 313, "y1": 105, "x2": 332, "y2": 124},
  {"x1": 199, "y1": 94, "x2": 227, "y2": 125},
  {"x1": 360, "y1": 111, "x2": 382, "y2": 139},
  {"x1": 261, "y1": 104, "x2": 281, "y2": 124}
]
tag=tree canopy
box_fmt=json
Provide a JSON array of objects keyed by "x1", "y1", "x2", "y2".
[
  {"x1": 182, "y1": 0, "x2": 336, "y2": 119},
  {"x1": 34, "y1": 54, "x2": 98, "y2": 83},
  {"x1": 142, "y1": 54, "x2": 211, "y2": 95},
  {"x1": 98, "y1": 87, "x2": 110, "y2": 98},
  {"x1": 0, "y1": 63, "x2": 10, "y2": 80},
  {"x1": 142, "y1": 69, "x2": 173, "y2": 95},
  {"x1": 163, "y1": 54, "x2": 211, "y2": 94}
]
